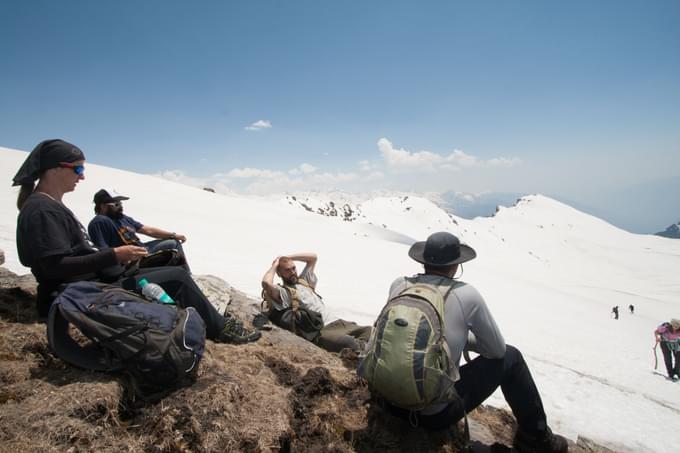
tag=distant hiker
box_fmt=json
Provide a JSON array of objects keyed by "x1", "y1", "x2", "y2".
[
  {"x1": 88, "y1": 188, "x2": 190, "y2": 269},
  {"x1": 611, "y1": 306, "x2": 619, "y2": 320},
  {"x1": 654, "y1": 319, "x2": 680, "y2": 381},
  {"x1": 12, "y1": 139, "x2": 259, "y2": 344},
  {"x1": 629, "y1": 304, "x2": 635, "y2": 314},
  {"x1": 261, "y1": 253, "x2": 372, "y2": 352},
  {"x1": 358, "y1": 232, "x2": 568, "y2": 453}
]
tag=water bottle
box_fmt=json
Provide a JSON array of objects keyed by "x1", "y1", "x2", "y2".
[{"x1": 138, "y1": 278, "x2": 175, "y2": 305}]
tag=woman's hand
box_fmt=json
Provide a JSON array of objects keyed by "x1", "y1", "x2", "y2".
[{"x1": 114, "y1": 245, "x2": 148, "y2": 264}]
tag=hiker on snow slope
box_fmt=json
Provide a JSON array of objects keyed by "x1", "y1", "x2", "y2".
[
  {"x1": 12, "y1": 139, "x2": 259, "y2": 344},
  {"x1": 358, "y1": 231, "x2": 568, "y2": 453},
  {"x1": 655, "y1": 318, "x2": 680, "y2": 381},
  {"x1": 261, "y1": 252, "x2": 371, "y2": 352}
]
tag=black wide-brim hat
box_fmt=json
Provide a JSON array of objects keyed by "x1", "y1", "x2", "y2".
[{"x1": 408, "y1": 231, "x2": 476, "y2": 266}]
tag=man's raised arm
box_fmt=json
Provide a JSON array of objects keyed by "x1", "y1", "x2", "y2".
[
  {"x1": 262, "y1": 256, "x2": 282, "y2": 302},
  {"x1": 288, "y1": 252, "x2": 318, "y2": 274}
]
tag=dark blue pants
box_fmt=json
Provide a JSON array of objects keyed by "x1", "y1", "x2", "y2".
[
  {"x1": 660, "y1": 341, "x2": 680, "y2": 378},
  {"x1": 386, "y1": 345, "x2": 548, "y2": 435}
]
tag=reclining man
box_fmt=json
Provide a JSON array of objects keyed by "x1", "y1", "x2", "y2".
[
  {"x1": 261, "y1": 252, "x2": 371, "y2": 352},
  {"x1": 358, "y1": 232, "x2": 568, "y2": 453},
  {"x1": 88, "y1": 188, "x2": 189, "y2": 268}
]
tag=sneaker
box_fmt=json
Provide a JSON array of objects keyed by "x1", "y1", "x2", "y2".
[
  {"x1": 513, "y1": 427, "x2": 568, "y2": 453},
  {"x1": 218, "y1": 313, "x2": 261, "y2": 344}
]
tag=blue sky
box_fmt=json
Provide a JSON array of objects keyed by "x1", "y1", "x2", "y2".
[{"x1": 1, "y1": 1, "x2": 679, "y2": 232}]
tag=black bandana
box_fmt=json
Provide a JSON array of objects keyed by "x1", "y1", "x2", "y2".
[{"x1": 12, "y1": 139, "x2": 85, "y2": 186}]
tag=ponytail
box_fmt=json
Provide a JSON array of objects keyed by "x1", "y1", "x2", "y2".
[{"x1": 17, "y1": 182, "x2": 35, "y2": 210}]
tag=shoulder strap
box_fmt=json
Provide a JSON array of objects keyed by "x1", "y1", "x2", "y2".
[
  {"x1": 296, "y1": 277, "x2": 323, "y2": 299},
  {"x1": 261, "y1": 288, "x2": 276, "y2": 312},
  {"x1": 47, "y1": 302, "x2": 112, "y2": 371},
  {"x1": 285, "y1": 285, "x2": 300, "y2": 311},
  {"x1": 397, "y1": 277, "x2": 457, "y2": 330}
]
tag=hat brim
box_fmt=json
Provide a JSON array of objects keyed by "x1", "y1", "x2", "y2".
[
  {"x1": 408, "y1": 241, "x2": 476, "y2": 266},
  {"x1": 110, "y1": 196, "x2": 130, "y2": 202}
]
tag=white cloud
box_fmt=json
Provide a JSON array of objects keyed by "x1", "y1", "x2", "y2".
[
  {"x1": 377, "y1": 137, "x2": 520, "y2": 172},
  {"x1": 300, "y1": 163, "x2": 317, "y2": 174},
  {"x1": 157, "y1": 138, "x2": 518, "y2": 197},
  {"x1": 358, "y1": 160, "x2": 374, "y2": 172},
  {"x1": 227, "y1": 167, "x2": 284, "y2": 178},
  {"x1": 156, "y1": 170, "x2": 206, "y2": 187},
  {"x1": 289, "y1": 163, "x2": 316, "y2": 176},
  {"x1": 309, "y1": 172, "x2": 358, "y2": 184},
  {"x1": 488, "y1": 157, "x2": 521, "y2": 167},
  {"x1": 244, "y1": 119, "x2": 272, "y2": 131}
]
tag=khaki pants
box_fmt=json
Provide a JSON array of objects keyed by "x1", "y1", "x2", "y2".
[{"x1": 316, "y1": 319, "x2": 372, "y2": 353}]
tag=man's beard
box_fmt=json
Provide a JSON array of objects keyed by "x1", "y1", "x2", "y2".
[
  {"x1": 108, "y1": 209, "x2": 124, "y2": 220},
  {"x1": 283, "y1": 276, "x2": 298, "y2": 286}
]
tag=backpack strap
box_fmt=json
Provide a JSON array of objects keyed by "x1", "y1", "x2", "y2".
[
  {"x1": 47, "y1": 287, "x2": 150, "y2": 372},
  {"x1": 400, "y1": 276, "x2": 456, "y2": 324},
  {"x1": 47, "y1": 302, "x2": 111, "y2": 372},
  {"x1": 261, "y1": 277, "x2": 323, "y2": 314},
  {"x1": 283, "y1": 277, "x2": 322, "y2": 311}
]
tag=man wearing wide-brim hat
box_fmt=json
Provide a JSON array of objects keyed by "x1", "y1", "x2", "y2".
[{"x1": 361, "y1": 231, "x2": 568, "y2": 453}]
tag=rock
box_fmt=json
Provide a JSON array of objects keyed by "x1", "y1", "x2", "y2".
[
  {"x1": 0, "y1": 249, "x2": 4, "y2": 266},
  {"x1": 194, "y1": 274, "x2": 232, "y2": 315},
  {"x1": 575, "y1": 435, "x2": 619, "y2": 452},
  {"x1": 0, "y1": 266, "x2": 39, "y2": 323}
]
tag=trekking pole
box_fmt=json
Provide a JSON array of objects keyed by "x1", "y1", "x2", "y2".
[{"x1": 653, "y1": 343, "x2": 658, "y2": 370}]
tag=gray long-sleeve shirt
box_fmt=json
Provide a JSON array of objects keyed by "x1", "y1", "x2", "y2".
[{"x1": 388, "y1": 274, "x2": 506, "y2": 414}]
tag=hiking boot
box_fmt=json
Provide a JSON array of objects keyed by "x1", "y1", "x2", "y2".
[
  {"x1": 218, "y1": 313, "x2": 261, "y2": 344},
  {"x1": 513, "y1": 427, "x2": 569, "y2": 453}
]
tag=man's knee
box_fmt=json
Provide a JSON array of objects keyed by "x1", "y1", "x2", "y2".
[
  {"x1": 503, "y1": 344, "x2": 530, "y2": 370},
  {"x1": 505, "y1": 344, "x2": 522, "y2": 361},
  {"x1": 155, "y1": 266, "x2": 191, "y2": 282}
]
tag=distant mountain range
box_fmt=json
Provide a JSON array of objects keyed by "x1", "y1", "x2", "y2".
[{"x1": 655, "y1": 222, "x2": 680, "y2": 239}]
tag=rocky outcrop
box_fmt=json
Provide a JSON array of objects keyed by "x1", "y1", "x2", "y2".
[
  {"x1": 286, "y1": 195, "x2": 364, "y2": 222},
  {"x1": 0, "y1": 256, "x2": 615, "y2": 452},
  {"x1": 655, "y1": 222, "x2": 680, "y2": 239}
]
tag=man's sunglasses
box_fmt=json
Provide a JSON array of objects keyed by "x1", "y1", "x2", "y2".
[
  {"x1": 59, "y1": 162, "x2": 85, "y2": 175},
  {"x1": 106, "y1": 202, "x2": 122, "y2": 208}
]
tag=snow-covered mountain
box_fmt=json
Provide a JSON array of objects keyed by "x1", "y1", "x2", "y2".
[
  {"x1": 430, "y1": 190, "x2": 525, "y2": 219},
  {"x1": 1, "y1": 146, "x2": 680, "y2": 452},
  {"x1": 655, "y1": 222, "x2": 680, "y2": 239}
]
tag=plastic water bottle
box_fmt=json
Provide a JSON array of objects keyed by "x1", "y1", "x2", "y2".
[{"x1": 138, "y1": 278, "x2": 175, "y2": 305}]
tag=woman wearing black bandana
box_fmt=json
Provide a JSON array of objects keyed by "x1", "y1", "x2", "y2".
[{"x1": 13, "y1": 139, "x2": 260, "y2": 344}]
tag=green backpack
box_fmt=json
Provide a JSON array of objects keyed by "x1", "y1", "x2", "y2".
[{"x1": 358, "y1": 282, "x2": 459, "y2": 411}]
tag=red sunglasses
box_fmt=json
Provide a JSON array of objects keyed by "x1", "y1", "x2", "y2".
[{"x1": 59, "y1": 162, "x2": 85, "y2": 175}]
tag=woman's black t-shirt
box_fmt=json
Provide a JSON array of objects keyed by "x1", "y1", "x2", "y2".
[{"x1": 17, "y1": 193, "x2": 121, "y2": 295}]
